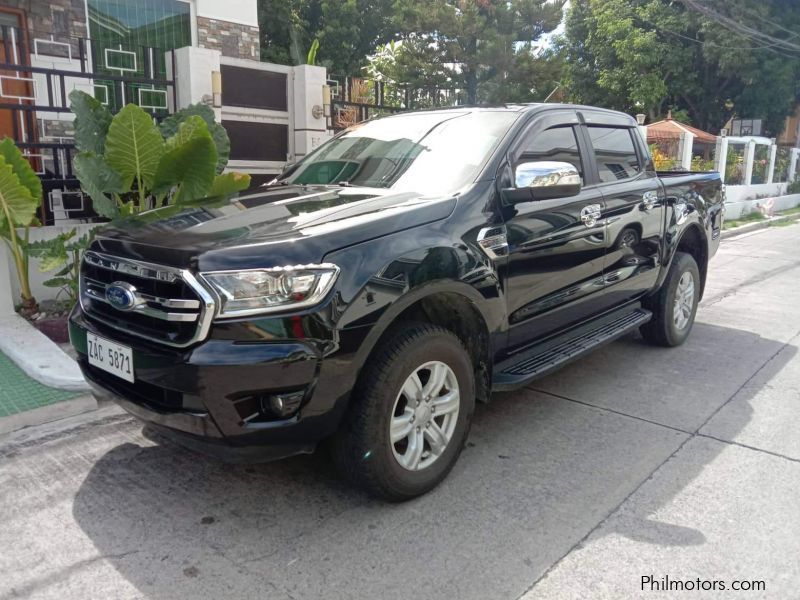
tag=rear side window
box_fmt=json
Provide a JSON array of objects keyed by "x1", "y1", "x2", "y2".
[
  {"x1": 519, "y1": 126, "x2": 584, "y2": 182},
  {"x1": 587, "y1": 126, "x2": 641, "y2": 183}
]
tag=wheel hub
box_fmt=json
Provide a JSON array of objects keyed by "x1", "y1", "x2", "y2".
[
  {"x1": 673, "y1": 271, "x2": 696, "y2": 330},
  {"x1": 389, "y1": 361, "x2": 460, "y2": 471}
]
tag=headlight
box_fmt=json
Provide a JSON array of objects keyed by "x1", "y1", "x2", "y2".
[{"x1": 201, "y1": 264, "x2": 339, "y2": 318}]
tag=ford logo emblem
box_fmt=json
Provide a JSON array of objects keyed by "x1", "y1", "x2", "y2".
[{"x1": 105, "y1": 281, "x2": 138, "y2": 312}]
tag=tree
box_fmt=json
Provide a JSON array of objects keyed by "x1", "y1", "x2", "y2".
[
  {"x1": 391, "y1": 0, "x2": 565, "y2": 104},
  {"x1": 258, "y1": 0, "x2": 395, "y2": 75},
  {"x1": 561, "y1": 0, "x2": 800, "y2": 135}
]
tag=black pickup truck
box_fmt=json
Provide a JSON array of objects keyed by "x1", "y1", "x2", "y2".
[{"x1": 69, "y1": 104, "x2": 723, "y2": 500}]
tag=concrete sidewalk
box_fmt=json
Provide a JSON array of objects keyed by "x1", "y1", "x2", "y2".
[{"x1": 1, "y1": 223, "x2": 799, "y2": 600}]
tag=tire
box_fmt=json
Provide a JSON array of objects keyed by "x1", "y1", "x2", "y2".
[
  {"x1": 333, "y1": 323, "x2": 475, "y2": 501},
  {"x1": 640, "y1": 251, "x2": 700, "y2": 347}
]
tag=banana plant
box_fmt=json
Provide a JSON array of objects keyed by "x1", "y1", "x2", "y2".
[
  {"x1": 70, "y1": 90, "x2": 250, "y2": 220},
  {"x1": 0, "y1": 137, "x2": 42, "y2": 314}
]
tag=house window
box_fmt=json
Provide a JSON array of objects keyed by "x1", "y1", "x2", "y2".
[{"x1": 88, "y1": 0, "x2": 192, "y2": 111}]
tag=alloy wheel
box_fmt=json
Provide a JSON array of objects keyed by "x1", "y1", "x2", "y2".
[
  {"x1": 673, "y1": 271, "x2": 696, "y2": 330},
  {"x1": 389, "y1": 361, "x2": 460, "y2": 471}
]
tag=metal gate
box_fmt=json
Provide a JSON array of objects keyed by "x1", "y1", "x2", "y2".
[{"x1": 0, "y1": 24, "x2": 175, "y2": 224}]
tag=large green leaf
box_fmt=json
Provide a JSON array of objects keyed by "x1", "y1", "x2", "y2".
[
  {"x1": 0, "y1": 137, "x2": 42, "y2": 201},
  {"x1": 209, "y1": 172, "x2": 252, "y2": 197},
  {"x1": 43, "y1": 276, "x2": 72, "y2": 288},
  {"x1": 69, "y1": 90, "x2": 112, "y2": 154},
  {"x1": 105, "y1": 103, "x2": 165, "y2": 191},
  {"x1": 0, "y1": 155, "x2": 37, "y2": 231},
  {"x1": 165, "y1": 115, "x2": 211, "y2": 150},
  {"x1": 153, "y1": 136, "x2": 217, "y2": 203},
  {"x1": 73, "y1": 152, "x2": 124, "y2": 219},
  {"x1": 28, "y1": 229, "x2": 74, "y2": 272},
  {"x1": 159, "y1": 103, "x2": 230, "y2": 173}
]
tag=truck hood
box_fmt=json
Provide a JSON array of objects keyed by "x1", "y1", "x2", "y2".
[{"x1": 92, "y1": 184, "x2": 457, "y2": 271}]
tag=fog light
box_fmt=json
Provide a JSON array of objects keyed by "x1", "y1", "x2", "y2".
[{"x1": 265, "y1": 391, "x2": 305, "y2": 417}]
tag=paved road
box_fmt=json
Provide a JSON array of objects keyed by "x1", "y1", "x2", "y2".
[{"x1": 2, "y1": 224, "x2": 799, "y2": 600}]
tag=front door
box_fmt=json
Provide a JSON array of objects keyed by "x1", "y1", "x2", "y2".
[
  {"x1": 503, "y1": 115, "x2": 608, "y2": 351},
  {"x1": 0, "y1": 9, "x2": 33, "y2": 142}
]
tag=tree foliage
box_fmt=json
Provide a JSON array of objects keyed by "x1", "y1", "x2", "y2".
[
  {"x1": 259, "y1": 0, "x2": 564, "y2": 103},
  {"x1": 258, "y1": 0, "x2": 395, "y2": 74},
  {"x1": 389, "y1": 0, "x2": 564, "y2": 104},
  {"x1": 561, "y1": 0, "x2": 800, "y2": 135}
]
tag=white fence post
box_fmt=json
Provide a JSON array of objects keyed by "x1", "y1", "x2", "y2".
[
  {"x1": 292, "y1": 65, "x2": 332, "y2": 162},
  {"x1": 168, "y1": 46, "x2": 222, "y2": 121},
  {"x1": 715, "y1": 136, "x2": 729, "y2": 181},
  {"x1": 790, "y1": 148, "x2": 800, "y2": 182},
  {"x1": 744, "y1": 140, "x2": 756, "y2": 185},
  {"x1": 767, "y1": 142, "x2": 777, "y2": 184},
  {"x1": 0, "y1": 244, "x2": 16, "y2": 316},
  {"x1": 678, "y1": 131, "x2": 694, "y2": 170}
]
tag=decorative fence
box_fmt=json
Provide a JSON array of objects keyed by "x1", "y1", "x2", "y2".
[{"x1": 327, "y1": 75, "x2": 463, "y2": 132}]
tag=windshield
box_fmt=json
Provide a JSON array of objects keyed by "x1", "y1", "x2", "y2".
[{"x1": 279, "y1": 111, "x2": 518, "y2": 196}]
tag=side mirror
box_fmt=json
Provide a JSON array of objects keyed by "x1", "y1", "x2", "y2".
[{"x1": 504, "y1": 161, "x2": 582, "y2": 203}]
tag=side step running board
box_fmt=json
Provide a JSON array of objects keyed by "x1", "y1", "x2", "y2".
[{"x1": 493, "y1": 308, "x2": 652, "y2": 391}]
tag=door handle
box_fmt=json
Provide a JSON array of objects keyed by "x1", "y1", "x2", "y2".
[
  {"x1": 642, "y1": 191, "x2": 658, "y2": 211},
  {"x1": 580, "y1": 204, "x2": 602, "y2": 227}
]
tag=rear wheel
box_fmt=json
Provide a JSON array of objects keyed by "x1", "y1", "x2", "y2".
[
  {"x1": 333, "y1": 323, "x2": 475, "y2": 501},
  {"x1": 640, "y1": 251, "x2": 700, "y2": 347}
]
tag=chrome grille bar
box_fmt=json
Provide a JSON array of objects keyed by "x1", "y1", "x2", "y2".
[
  {"x1": 79, "y1": 251, "x2": 217, "y2": 347},
  {"x1": 83, "y1": 276, "x2": 201, "y2": 310}
]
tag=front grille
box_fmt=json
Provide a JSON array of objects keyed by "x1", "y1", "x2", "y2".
[{"x1": 79, "y1": 251, "x2": 215, "y2": 347}]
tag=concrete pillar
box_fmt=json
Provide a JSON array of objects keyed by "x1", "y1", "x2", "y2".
[
  {"x1": 679, "y1": 131, "x2": 694, "y2": 171},
  {"x1": 292, "y1": 65, "x2": 331, "y2": 160},
  {"x1": 292, "y1": 65, "x2": 332, "y2": 161},
  {"x1": 715, "y1": 136, "x2": 729, "y2": 181},
  {"x1": 0, "y1": 244, "x2": 16, "y2": 316},
  {"x1": 790, "y1": 148, "x2": 800, "y2": 183},
  {"x1": 636, "y1": 125, "x2": 648, "y2": 148},
  {"x1": 766, "y1": 143, "x2": 777, "y2": 184},
  {"x1": 167, "y1": 46, "x2": 222, "y2": 122},
  {"x1": 744, "y1": 140, "x2": 756, "y2": 185}
]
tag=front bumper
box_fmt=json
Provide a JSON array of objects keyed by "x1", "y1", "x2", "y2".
[{"x1": 70, "y1": 306, "x2": 350, "y2": 461}]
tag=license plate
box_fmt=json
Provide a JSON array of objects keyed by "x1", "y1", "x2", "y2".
[{"x1": 86, "y1": 333, "x2": 134, "y2": 383}]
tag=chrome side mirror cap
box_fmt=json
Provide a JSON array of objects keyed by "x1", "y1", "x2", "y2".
[{"x1": 510, "y1": 161, "x2": 582, "y2": 202}]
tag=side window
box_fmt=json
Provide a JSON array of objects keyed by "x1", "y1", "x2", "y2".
[
  {"x1": 587, "y1": 126, "x2": 642, "y2": 183},
  {"x1": 519, "y1": 126, "x2": 584, "y2": 182}
]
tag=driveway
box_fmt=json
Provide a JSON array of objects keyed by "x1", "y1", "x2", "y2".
[{"x1": 2, "y1": 224, "x2": 799, "y2": 600}]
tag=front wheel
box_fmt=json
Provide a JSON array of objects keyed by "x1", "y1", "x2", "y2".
[
  {"x1": 640, "y1": 251, "x2": 700, "y2": 347},
  {"x1": 333, "y1": 323, "x2": 475, "y2": 501}
]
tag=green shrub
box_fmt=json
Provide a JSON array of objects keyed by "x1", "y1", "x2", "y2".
[
  {"x1": 0, "y1": 137, "x2": 42, "y2": 312},
  {"x1": 69, "y1": 90, "x2": 250, "y2": 219}
]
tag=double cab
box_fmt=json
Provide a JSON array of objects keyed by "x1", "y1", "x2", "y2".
[{"x1": 70, "y1": 104, "x2": 723, "y2": 500}]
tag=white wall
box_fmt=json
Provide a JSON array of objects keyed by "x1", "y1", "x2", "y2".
[
  {"x1": 195, "y1": 0, "x2": 258, "y2": 27},
  {"x1": 724, "y1": 183, "x2": 800, "y2": 220}
]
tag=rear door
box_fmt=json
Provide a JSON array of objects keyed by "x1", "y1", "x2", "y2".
[
  {"x1": 580, "y1": 116, "x2": 665, "y2": 304},
  {"x1": 503, "y1": 111, "x2": 608, "y2": 350}
]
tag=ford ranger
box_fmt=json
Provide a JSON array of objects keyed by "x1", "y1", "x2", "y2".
[{"x1": 69, "y1": 104, "x2": 723, "y2": 500}]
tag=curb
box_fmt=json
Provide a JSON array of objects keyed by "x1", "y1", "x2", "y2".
[
  {"x1": 0, "y1": 394, "x2": 97, "y2": 436},
  {"x1": 0, "y1": 314, "x2": 90, "y2": 392},
  {"x1": 722, "y1": 212, "x2": 800, "y2": 239},
  {"x1": 0, "y1": 403, "x2": 123, "y2": 446}
]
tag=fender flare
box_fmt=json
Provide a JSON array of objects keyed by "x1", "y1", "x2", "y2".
[{"x1": 348, "y1": 280, "x2": 494, "y2": 383}]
